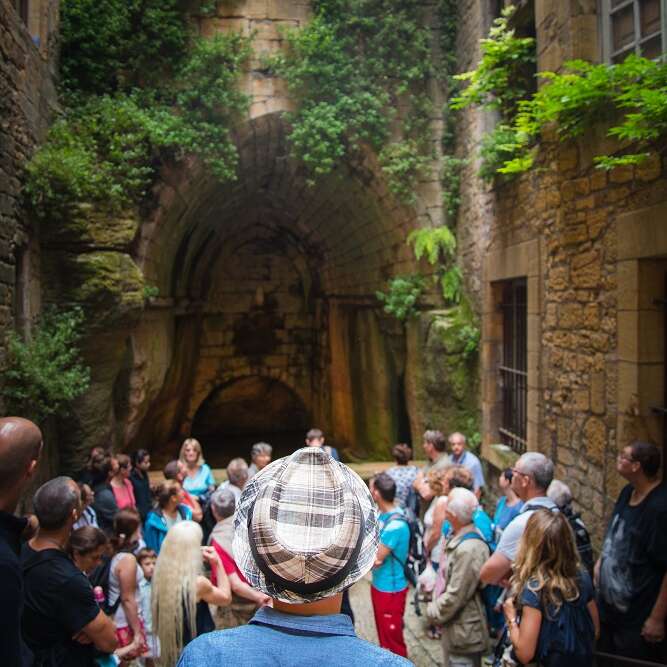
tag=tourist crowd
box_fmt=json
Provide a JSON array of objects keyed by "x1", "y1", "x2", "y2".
[{"x1": 0, "y1": 416, "x2": 665, "y2": 666}]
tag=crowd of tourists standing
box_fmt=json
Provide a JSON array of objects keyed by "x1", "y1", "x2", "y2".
[{"x1": 0, "y1": 416, "x2": 665, "y2": 667}]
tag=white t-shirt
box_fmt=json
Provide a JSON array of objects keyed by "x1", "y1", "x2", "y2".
[{"x1": 495, "y1": 496, "x2": 558, "y2": 562}]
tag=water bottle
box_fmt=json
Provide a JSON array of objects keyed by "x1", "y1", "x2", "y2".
[{"x1": 93, "y1": 585, "x2": 105, "y2": 607}]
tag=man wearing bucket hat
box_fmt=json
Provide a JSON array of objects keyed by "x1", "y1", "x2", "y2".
[{"x1": 177, "y1": 447, "x2": 412, "y2": 666}]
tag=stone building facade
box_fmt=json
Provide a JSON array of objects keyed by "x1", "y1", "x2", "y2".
[
  {"x1": 455, "y1": 0, "x2": 667, "y2": 538},
  {"x1": 0, "y1": 0, "x2": 58, "y2": 356}
]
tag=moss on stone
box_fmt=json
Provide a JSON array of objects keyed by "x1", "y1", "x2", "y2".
[{"x1": 51, "y1": 251, "x2": 145, "y2": 329}]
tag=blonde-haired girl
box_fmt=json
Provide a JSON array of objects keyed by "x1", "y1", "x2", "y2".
[
  {"x1": 152, "y1": 520, "x2": 231, "y2": 666},
  {"x1": 503, "y1": 508, "x2": 599, "y2": 666}
]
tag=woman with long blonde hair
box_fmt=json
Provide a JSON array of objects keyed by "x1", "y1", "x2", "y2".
[
  {"x1": 152, "y1": 520, "x2": 231, "y2": 666},
  {"x1": 503, "y1": 509, "x2": 599, "y2": 666}
]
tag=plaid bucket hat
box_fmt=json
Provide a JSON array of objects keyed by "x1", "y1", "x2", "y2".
[{"x1": 233, "y1": 446, "x2": 379, "y2": 603}]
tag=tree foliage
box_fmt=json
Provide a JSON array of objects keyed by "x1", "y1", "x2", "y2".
[
  {"x1": 2, "y1": 308, "x2": 91, "y2": 423},
  {"x1": 451, "y1": 6, "x2": 667, "y2": 180},
  {"x1": 26, "y1": 2, "x2": 249, "y2": 217},
  {"x1": 376, "y1": 275, "x2": 424, "y2": 321},
  {"x1": 271, "y1": 0, "x2": 435, "y2": 200}
]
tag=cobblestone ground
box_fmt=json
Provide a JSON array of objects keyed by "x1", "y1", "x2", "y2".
[{"x1": 350, "y1": 575, "x2": 441, "y2": 666}]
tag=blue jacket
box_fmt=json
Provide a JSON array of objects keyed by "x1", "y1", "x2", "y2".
[
  {"x1": 178, "y1": 607, "x2": 411, "y2": 666},
  {"x1": 144, "y1": 505, "x2": 192, "y2": 553}
]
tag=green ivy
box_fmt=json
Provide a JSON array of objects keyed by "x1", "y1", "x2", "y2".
[
  {"x1": 376, "y1": 275, "x2": 425, "y2": 321},
  {"x1": 452, "y1": 5, "x2": 667, "y2": 179},
  {"x1": 59, "y1": 0, "x2": 194, "y2": 96},
  {"x1": 271, "y1": 0, "x2": 434, "y2": 201},
  {"x1": 438, "y1": 0, "x2": 466, "y2": 220},
  {"x1": 1, "y1": 308, "x2": 91, "y2": 424},
  {"x1": 450, "y1": 7, "x2": 535, "y2": 119},
  {"x1": 26, "y1": 32, "x2": 250, "y2": 217}
]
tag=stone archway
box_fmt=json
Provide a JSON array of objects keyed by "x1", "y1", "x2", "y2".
[
  {"x1": 122, "y1": 111, "x2": 420, "y2": 463},
  {"x1": 190, "y1": 375, "x2": 309, "y2": 467}
]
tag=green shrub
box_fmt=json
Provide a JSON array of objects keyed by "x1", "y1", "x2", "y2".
[
  {"x1": 450, "y1": 7, "x2": 535, "y2": 119},
  {"x1": 2, "y1": 308, "x2": 91, "y2": 423},
  {"x1": 26, "y1": 33, "x2": 250, "y2": 217},
  {"x1": 376, "y1": 275, "x2": 425, "y2": 321},
  {"x1": 408, "y1": 226, "x2": 456, "y2": 265},
  {"x1": 271, "y1": 0, "x2": 434, "y2": 202},
  {"x1": 452, "y1": 6, "x2": 667, "y2": 179}
]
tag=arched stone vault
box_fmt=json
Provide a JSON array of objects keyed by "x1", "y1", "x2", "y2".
[
  {"x1": 52, "y1": 0, "x2": 465, "y2": 469},
  {"x1": 121, "y1": 111, "x2": 422, "y2": 463}
]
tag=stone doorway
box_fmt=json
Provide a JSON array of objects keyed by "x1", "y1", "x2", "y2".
[{"x1": 190, "y1": 375, "x2": 309, "y2": 468}]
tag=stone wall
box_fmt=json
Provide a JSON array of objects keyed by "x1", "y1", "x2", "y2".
[
  {"x1": 42, "y1": 0, "x2": 470, "y2": 468},
  {"x1": 456, "y1": 0, "x2": 667, "y2": 541},
  {"x1": 0, "y1": 0, "x2": 58, "y2": 361}
]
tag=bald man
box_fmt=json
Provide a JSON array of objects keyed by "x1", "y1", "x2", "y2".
[{"x1": 0, "y1": 417, "x2": 43, "y2": 667}]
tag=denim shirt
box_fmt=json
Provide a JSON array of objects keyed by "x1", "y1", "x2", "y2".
[{"x1": 177, "y1": 607, "x2": 412, "y2": 667}]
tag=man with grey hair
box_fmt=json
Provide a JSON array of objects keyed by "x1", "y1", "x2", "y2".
[
  {"x1": 208, "y1": 487, "x2": 271, "y2": 628},
  {"x1": 248, "y1": 442, "x2": 272, "y2": 479},
  {"x1": 427, "y1": 487, "x2": 490, "y2": 666},
  {"x1": 217, "y1": 457, "x2": 249, "y2": 503},
  {"x1": 0, "y1": 417, "x2": 42, "y2": 666},
  {"x1": 547, "y1": 479, "x2": 594, "y2": 574},
  {"x1": 22, "y1": 477, "x2": 117, "y2": 663},
  {"x1": 480, "y1": 451, "x2": 557, "y2": 585},
  {"x1": 449, "y1": 432, "x2": 485, "y2": 498},
  {"x1": 413, "y1": 429, "x2": 450, "y2": 502}
]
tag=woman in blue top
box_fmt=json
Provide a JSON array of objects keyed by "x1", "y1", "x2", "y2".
[
  {"x1": 492, "y1": 468, "x2": 523, "y2": 543},
  {"x1": 180, "y1": 438, "x2": 216, "y2": 500},
  {"x1": 503, "y1": 509, "x2": 600, "y2": 667}
]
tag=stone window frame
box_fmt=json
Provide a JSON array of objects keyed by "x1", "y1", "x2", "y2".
[
  {"x1": 600, "y1": 0, "x2": 667, "y2": 63},
  {"x1": 481, "y1": 238, "x2": 541, "y2": 469},
  {"x1": 616, "y1": 200, "x2": 667, "y2": 466}
]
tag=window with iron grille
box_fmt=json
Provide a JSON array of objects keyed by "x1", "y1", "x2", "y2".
[
  {"x1": 602, "y1": 0, "x2": 667, "y2": 62},
  {"x1": 499, "y1": 278, "x2": 527, "y2": 454}
]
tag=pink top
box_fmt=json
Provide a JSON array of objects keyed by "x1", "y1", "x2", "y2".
[{"x1": 111, "y1": 479, "x2": 136, "y2": 510}]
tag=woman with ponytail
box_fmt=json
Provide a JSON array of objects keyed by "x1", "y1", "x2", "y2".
[
  {"x1": 107, "y1": 508, "x2": 149, "y2": 660},
  {"x1": 152, "y1": 520, "x2": 231, "y2": 666}
]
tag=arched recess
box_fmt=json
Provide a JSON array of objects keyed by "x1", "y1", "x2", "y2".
[
  {"x1": 112, "y1": 111, "x2": 426, "y2": 463},
  {"x1": 191, "y1": 375, "x2": 309, "y2": 466}
]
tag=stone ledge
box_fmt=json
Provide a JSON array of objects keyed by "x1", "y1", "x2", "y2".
[{"x1": 481, "y1": 442, "x2": 520, "y2": 472}]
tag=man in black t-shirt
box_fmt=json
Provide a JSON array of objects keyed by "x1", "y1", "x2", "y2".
[
  {"x1": 22, "y1": 477, "x2": 117, "y2": 665},
  {"x1": 596, "y1": 441, "x2": 667, "y2": 665},
  {"x1": 0, "y1": 417, "x2": 42, "y2": 667}
]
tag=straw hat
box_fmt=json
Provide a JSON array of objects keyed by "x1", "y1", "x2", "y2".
[{"x1": 233, "y1": 447, "x2": 378, "y2": 603}]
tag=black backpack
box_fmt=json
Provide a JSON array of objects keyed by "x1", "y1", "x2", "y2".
[
  {"x1": 88, "y1": 554, "x2": 121, "y2": 616},
  {"x1": 563, "y1": 507, "x2": 594, "y2": 575},
  {"x1": 383, "y1": 510, "x2": 425, "y2": 588}
]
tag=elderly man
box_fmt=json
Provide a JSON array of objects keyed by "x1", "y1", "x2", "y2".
[
  {"x1": 448, "y1": 432, "x2": 485, "y2": 497},
  {"x1": 248, "y1": 442, "x2": 272, "y2": 479},
  {"x1": 596, "y1": 441, "x2": 667, "y2": 665},
  {"x1": 413, "y1": 430, "x2": 450, "y2": 503},
  {"x1": 217, "y1": 457, "x2": 249, "y2": 503},
  {"x1": 0, "y1": 417, "x2": 42, "y2": 666},
  {"x1": 427, "y1": 487, "x2": 490, "y2": 666},
  {"x1": 480, "y1": 452, "x2": 556, "y2": 585},
  {"x1": 178, "y1": 447, "x2": 410, "y2": 666},
  {"x1": 22, "y1": 477, "x2": 117, "y2": 663},
  {"x1": 208, "y1": 487, "x2": 271, "y2": 628}
]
